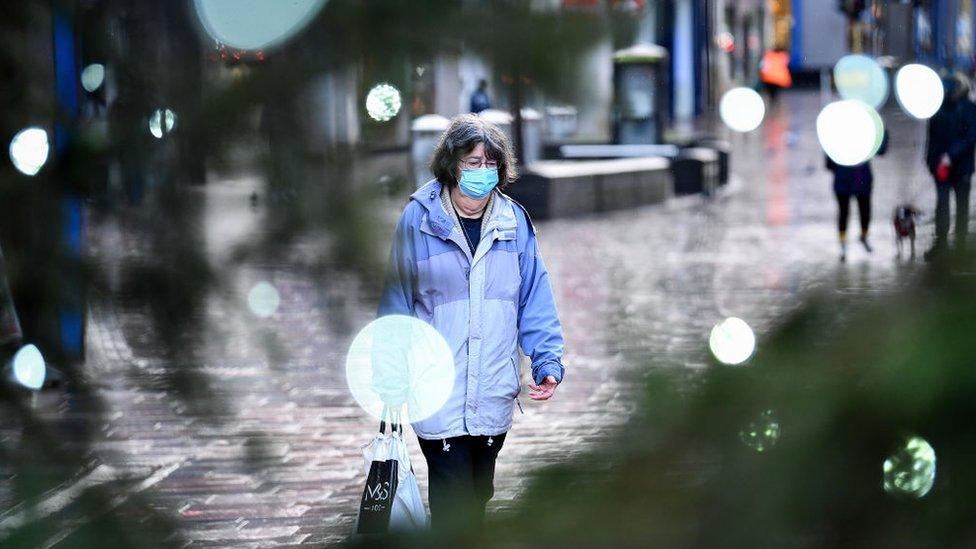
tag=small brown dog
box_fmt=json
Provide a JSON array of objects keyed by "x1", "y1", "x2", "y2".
[{"x1": 893, "y1": 205, "x2": 920, "y2": 259}]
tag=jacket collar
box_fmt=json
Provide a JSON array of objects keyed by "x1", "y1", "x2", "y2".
[{"x1": 412, "y1": 180, "x2": 517, "y2": 240}]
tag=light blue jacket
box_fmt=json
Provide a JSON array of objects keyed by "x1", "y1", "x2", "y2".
[{"x1": 378, "y1": 180, "x2": 565, "y2": 439}]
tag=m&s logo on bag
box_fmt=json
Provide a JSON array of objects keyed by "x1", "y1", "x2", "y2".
[
  {"x1": 357, "y1": 458, "x2": 399, "y2": 533},
  {"x1": 364, "y1": 480, "x2": 391, "y2": 505}
]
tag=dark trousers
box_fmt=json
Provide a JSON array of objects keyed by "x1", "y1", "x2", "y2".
[
  {"x1": 835, "y1": 191, "x2": 871, "y2": 235},
  {"x1": 935, "y1": 174, "x2": 972, "y2": 245},
  {"x1": 418, "y1": 433, "x2": 506, "y2": 530},
  {"x1": 763, "y1": 82, "x2": 781, "y2": 105}
]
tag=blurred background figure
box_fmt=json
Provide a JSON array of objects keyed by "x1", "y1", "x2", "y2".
[
  {"x1": 759, "y1": 47, "x2": 792, "y2": 106},
  {"x1": 924, "y1": 72, "x2": 976, "y2": 261},
  {"x1": 826, "y1": 131, "x2": 888, "y2": 262},
  {"x1": 469, "y1": 79, "x2": 492, "y2": 114}
]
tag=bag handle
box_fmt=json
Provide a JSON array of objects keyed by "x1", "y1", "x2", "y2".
[{"x1": 379, "y1": 405, "x2": 403, "y2": 435}]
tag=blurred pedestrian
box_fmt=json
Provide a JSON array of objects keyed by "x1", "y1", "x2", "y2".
[
  {"x1": 470, "y1": 79, "x2": 492, "y2": 114},
  {"x1": 760, "y1": 47, "x2": 793, "y2": 106},
  {"x1": 826, "y1": 132, "x2": 888, "y2": 262},
  {"x1": 924, "y1": 72, "x2": 976, "y2": 260},
  {"x1": 378, "y1": 114, "x2": 565, "y2": 530}
]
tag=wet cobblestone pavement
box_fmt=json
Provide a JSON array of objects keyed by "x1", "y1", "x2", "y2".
[{"x1": 2, "y1": 91, "x2": 966, "y2": 546}]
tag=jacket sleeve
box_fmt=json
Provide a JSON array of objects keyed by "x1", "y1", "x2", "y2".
[
  {"x1": 517, "y1": 225, "x2": 565, "y2": 385},
  {"x1": 377, "y1": 206, "x2": 417, "y2": 318},
  {"x1": 947, "y1": 103, "x2": 976, "y2": 161},
  {"x1": 926, "y1": 116, "x2": 942, "y2": 172}
]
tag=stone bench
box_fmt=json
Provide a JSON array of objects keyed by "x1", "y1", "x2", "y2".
[
  {"x1": 558, "y1": 144, "x2": 680, "y2": 160},
  {"x1": 692, "y1": 138, "x2": 730, "y2": 186},
  {"x1": 506, "y1": 157, "x2": 672, "y2": 219},
  {"x1": 672, "y1": 147, "x2": 719, "y2": 196}
]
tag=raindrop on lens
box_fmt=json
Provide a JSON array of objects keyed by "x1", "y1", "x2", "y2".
[
  {"x1": 709, "y1": 317, "x2": 756, "y2": 365},
  {"x1": 817, "y1": 100, "x2": 884, "y2": 166},
  {"x1": 883, "y1": 436, "x2": 936, "y2": 498},
  {"x1": 247, "y1": 282, "x2": 280, "y2": 318},
  {"x1": 895, "y1": 64, "x2": 944, "y2": 119},
  {"x1": 11, "y1": 344, "x2": 45, "y2": 390},
  {"x1": 719, "y1": 87, "x2": 765, "y2": 132},
  {"x1": 365, "y1": 84, "x2": 402, "y2": 122},
  {"x1": 193, "y1": 0, "x2": 327, "y2": 51},
  {"x1": 345, "y1": 315, "x2": 455, "y2": 423},
  {"x1": 8, "y1": 127, "x2": 50, "y2": 176},
  {"x1": 81, "y1": 63, "x2": 105, "y2": 92},
  {"x1": 148, "y1": 108, "x2": 177, "y2": 139},
  {"x1": 833, "y1": 54, "x2": 889, "y2": 109},
  {"x1": 739, "y1": 409, "x2": 780, "y2": 452}
]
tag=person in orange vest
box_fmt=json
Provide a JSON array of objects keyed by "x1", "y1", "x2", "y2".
[{"x1": 760, "y1": 48, "x2": 793, "y2": 105}]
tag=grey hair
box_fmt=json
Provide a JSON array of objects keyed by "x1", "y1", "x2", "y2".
[{"x1": 429, "y1": 114, "x2": 518, "y2": 189}]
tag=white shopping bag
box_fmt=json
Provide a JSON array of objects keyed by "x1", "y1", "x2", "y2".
[
  {"x1": 386, "y1": 430, "x2": 427, "y2": 531},
  {"x1": 356, "y1": 421, "x2": 428, "y2": 533}
]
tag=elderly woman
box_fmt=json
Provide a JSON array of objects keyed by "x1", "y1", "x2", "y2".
[{"x1": 378, "y1": 114, "x2": 565, "y2": 529}]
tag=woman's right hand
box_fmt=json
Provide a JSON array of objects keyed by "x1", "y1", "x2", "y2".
[{"x1": 528, "y1": 376, "x2": 559, "y2": 401}]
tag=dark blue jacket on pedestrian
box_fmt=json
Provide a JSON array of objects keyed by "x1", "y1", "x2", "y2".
[
  {"x1": 926, "y1": 96, "x2": 976, "y2": 178},
  {"x1": 470, "y1": 90, "x2": 491, "y2": 114},
  {"x1": 826, "y1": 131, "x2": 888, "y2": 195}
]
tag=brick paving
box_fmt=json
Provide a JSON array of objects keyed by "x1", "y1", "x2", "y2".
[{"x1": 2, "y1": 90, "x2": 965, "y2": 546}]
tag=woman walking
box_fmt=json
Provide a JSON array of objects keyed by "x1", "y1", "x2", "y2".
[
  {"x1": 826, "y1": 132, "x2": 887, "y2": 262},
  {"x1": 377, "y1": 114, "x2": 565, "y2": 530}
]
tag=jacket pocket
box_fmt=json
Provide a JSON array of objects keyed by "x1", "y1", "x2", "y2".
[{"x1": 509, "y1": 356, "x2": 521, "y2": 398}]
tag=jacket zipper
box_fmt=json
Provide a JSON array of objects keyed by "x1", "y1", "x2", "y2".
[{"x1": 512, "y1": 357, "x2": 524, "y2": 414}]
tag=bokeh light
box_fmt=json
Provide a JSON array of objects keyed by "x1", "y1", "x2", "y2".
[
  {"x1": 833, "y1": 54, "x2": 889, "y2": 109},
  {"x1": 719, "y1": 87, "x2": 765, "y2": 132},
  {"x1": 247, "y1": 282, "x2": 280, "y2": 318},
  {"x1": 148, "y1": 108, "x2": 177, "y2": 139},
  {"x1": 192, "y1": 0, "x2": 327, "y2": 51},
  {"x1": 345, "y1": 315, "x2": 455, "y2": 423},
  {"x1": 81, "y1": 63, "x2": 105, "y2": 92},
  {"x1": 365, "y1": 84, "x2": 402, "y2": 122},
  {"x1": 8, "y1": 127, "x2": 49, "y2": 176},
  {"x1": 895, "y1": 64, "x2": 944, "y2": 119},
  {"x1": 11, "y1": 344, "x2": 45, "y2": 390},
  {"x1": 816, "y1": 100, "x2": 885, "y2": 166},
  {"x1": 709, "y1": 317, "x2": 756, "y2": 365},
  {"x1": 739, "y1": 409, "x2": 780, "y2": 452},
  {"x1": 883, "y1": 436, "x2": 936, "y2": 498}
]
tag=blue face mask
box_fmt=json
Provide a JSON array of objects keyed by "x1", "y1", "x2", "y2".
[{"x1": 458, "y1": 168, "x2": 499, "y2": 199}]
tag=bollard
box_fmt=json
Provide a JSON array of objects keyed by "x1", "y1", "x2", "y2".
[
  {"x1": 520, "y1": 108, "x2": 542, "y2": 165},
  {"x1": 410, "y1": 114, "x2": 450, "y2": 188}
]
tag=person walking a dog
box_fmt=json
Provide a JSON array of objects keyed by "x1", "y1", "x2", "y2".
[{"x1": 924, "y1": 72, "x2": 976, "y2": 260}]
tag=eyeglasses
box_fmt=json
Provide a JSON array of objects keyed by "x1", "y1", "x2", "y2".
[{"x1": 460, "y1": 158, "x2": 499, "y2": 170}]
